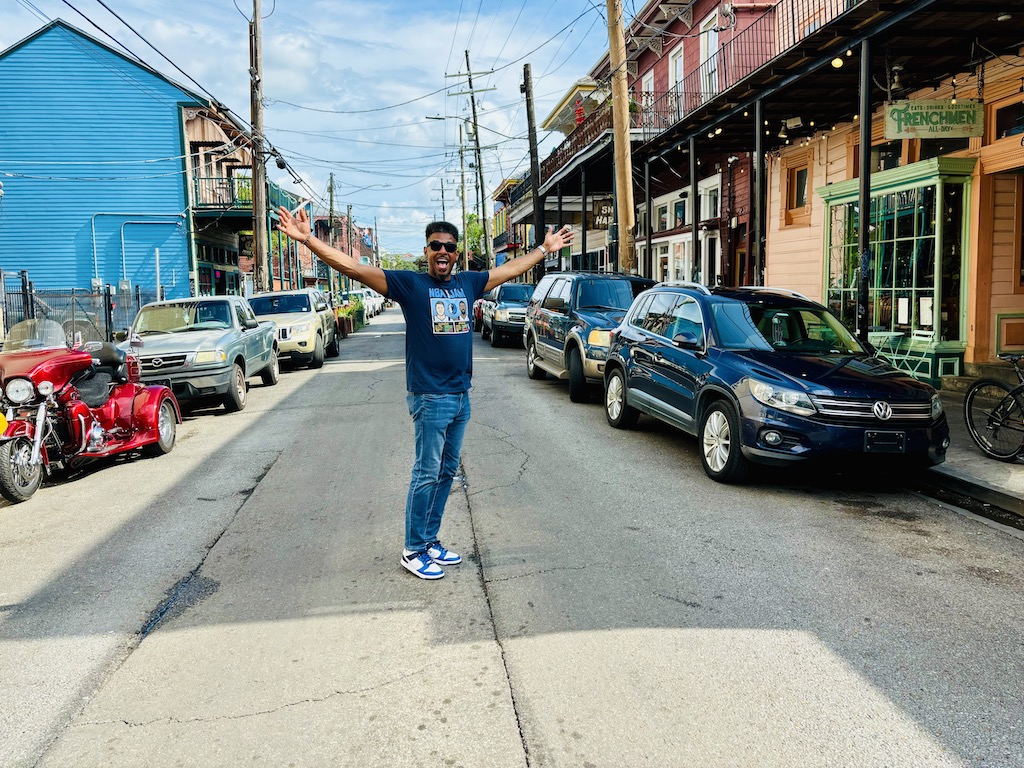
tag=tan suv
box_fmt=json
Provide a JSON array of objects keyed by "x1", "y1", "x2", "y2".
[{"x1": 249, "y1": 288, "x2": 339, "y2": 368}]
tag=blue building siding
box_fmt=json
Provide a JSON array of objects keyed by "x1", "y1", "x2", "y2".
[{"x1": 0, "y1": 22, "x2": 203, "y2": 298}]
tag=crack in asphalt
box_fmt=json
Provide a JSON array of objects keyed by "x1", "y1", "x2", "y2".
[
  {"x1": 484, "y1": 564, "x2": 601, "y2": 583},
  {"x1": 466, "y1": 421, "x2": 530, "y2": 497},
  {"x1": 461, "y1": 462, "x2": 532, "y2": 768},
  {"x1": 73, "y1": 667, "x2": 431, "y2": 729}
]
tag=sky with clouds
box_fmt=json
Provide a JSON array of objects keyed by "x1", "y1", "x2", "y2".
[{"x1": 3, "y1": 0, "x2": 620, "y2": 254}]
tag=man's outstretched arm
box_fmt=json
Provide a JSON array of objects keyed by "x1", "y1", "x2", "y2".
[
  {"x1": 484, "y1": 225, "x2": 575, "y2": 292},
  {"x1": 276, "y1": 206, "x2": 389, "y2": 296}
]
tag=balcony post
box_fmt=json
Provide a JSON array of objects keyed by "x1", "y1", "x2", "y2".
[
  {"x1": 690, "y1": 136, "x2": 699, "y2": 283},
  {"x1": 645, "y1": 159, "x2": 652, "y2": 279},
  {"x1": 580, "y1": 166, "x2": 588, "y2": 271},
  {"x1": 857, "y1": 37, "x2": 872, "y2": 342},
  {"x1": 753, "y1": 98, "x2": 765, "y2": 285}
]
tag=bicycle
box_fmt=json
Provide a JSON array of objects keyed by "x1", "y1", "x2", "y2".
[{"x1": 963, "y1": 353, "x2": 1024, "y2": 461}]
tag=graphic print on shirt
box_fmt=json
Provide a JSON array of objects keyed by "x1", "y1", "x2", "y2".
[{"x1": 429, "y1": 286, "x2": 471, "y2": 335}]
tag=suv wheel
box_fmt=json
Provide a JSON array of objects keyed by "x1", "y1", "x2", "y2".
[
  {"x1": 699, "y1": 400, "x2": 749, "y2": 483},
  {"x1": 567, "y1": 347, "x2": 588, "y2": 403},
  {"x1": 481, "y1": 322, "x2": 491, "y2": 341},
  {"x1": 605, "y1": 368, "x2": 639, "y2": 429},
  {"x1": 326, "y1": 331, "x2": 340, "y2": 358},
  {"x1": 309, "y1": 334, "x2": 325, "y2": 369},
  {"x1": 527, "y1": 336, "x2": 547, "y2": 380},
  {"x1": 489, "y1": 328, "x2": 500, "y2": 347},
  {"x1": 260, "y1": 352, "x2": 280, "y2": 386},
  {"x1": 223, "y1": 363, "x2": 248, "y2": 412}
]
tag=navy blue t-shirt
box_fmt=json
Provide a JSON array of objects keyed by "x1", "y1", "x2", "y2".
[{"x1": 384, "y1": 269, "x2": 490, "y2": 393}]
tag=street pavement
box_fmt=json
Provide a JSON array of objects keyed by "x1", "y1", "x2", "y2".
[{"x1": 2, "y1": 307, "x2": 1022, "y2": 767}]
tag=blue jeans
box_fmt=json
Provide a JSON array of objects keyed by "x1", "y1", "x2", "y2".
[{"x1": 405, "y1": 392, "x2": 471, "y2": 552}]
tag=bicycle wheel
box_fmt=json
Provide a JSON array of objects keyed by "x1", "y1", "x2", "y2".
[{"x1": 963, "y1": 379, "x2": 1024, "y2": 461}]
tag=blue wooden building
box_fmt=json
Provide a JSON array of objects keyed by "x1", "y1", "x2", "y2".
[{"x1": 0, "y1": 20, "x2": 305, "y2": 302}]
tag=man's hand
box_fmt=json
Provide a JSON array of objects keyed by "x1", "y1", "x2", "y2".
[
  {"x1": 276, "y1": 206, "x2": 311, "y2": 242},
  {"x1": 542, "y1": 224, "x2": 575, "y2": 253}
]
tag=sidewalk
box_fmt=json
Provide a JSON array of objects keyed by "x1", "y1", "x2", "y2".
[{"x1": 924, "y1": 390, "x2": 1024, "y2": 518}]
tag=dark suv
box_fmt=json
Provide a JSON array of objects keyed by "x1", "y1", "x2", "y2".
[
  {"x1": 603, "y1": 283, "x2": 949, "y2": 483},
  {"x1": 524, "y1": 272, "x2": 655, "y2": 402},
  {"x1": 481, "y1": 282, "x2": 534, "y2": 346}
]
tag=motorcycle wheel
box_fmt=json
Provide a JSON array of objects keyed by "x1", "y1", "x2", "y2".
[
  {"x1": 143, "y1": 399, "x2": 177, "y2": 456},
  {"x1": 0, "y1": 437, "x2": 43, "y2": 503}
]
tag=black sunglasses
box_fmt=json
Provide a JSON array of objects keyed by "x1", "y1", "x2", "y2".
[{"x1": 427, "y1": 240, "x2": 458, "y2": 253}]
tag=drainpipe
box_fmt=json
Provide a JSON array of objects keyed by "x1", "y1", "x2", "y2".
[{"x1": 91, "y1": 213, "x2": 184, "y2": 286}]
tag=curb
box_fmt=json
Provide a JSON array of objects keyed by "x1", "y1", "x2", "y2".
[{"x1": 919, "y1": 466, "x2": 1024, "y2": 523}]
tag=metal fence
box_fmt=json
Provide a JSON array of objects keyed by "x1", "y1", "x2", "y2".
[{"x1": 1, "y1": 270, "x2": 159, "y2": 344}]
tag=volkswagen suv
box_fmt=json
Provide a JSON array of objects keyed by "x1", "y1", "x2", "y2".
[{"x1": 603, "y1": 283, "x2": 949, "y2": 483}]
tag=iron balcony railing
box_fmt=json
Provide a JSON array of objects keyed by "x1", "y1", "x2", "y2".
[
  {"x1": 193, "y1": 176, "x2": 253, "y2": 208},
  {"x1": 639, "y1": 0, "x2": 863, "y2": 143},
  {"x1": 533, "y1": 0, "x2": 864, "y2": 184}
]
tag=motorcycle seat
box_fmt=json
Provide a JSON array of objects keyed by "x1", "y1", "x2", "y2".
[{"x1": 88, "y1": 342, "x2": 128, "y2": 383}]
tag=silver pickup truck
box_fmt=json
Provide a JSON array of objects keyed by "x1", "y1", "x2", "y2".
[{"x1": 120, "y1": 296, "x2": 279, "y2": 412}]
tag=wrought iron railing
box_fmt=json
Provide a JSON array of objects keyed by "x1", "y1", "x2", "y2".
[
  {"x1": 639, "y1": 0, "x2": 863, "y2": 143},
  {"x1": 193, "y1": 176, "x2": 252, "y2": 208}
]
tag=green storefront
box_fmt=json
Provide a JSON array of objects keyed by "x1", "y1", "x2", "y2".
[{"x1": 818, "y1": 157, "x2": 976, "y2": 386}]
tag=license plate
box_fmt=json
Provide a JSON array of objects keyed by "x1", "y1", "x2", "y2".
[{"x1": 864, "y1": 430, "x2": 906, "y2": 453}]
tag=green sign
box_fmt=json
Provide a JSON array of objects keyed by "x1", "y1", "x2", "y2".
[{"x1": 885, "y1": 99, "x2": 983, "y2": 140}]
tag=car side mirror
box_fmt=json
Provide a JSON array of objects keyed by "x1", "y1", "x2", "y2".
[
  {"x1": 315, "y1": 303, "x2": 328, "y2": 312},
  {"x1": 673, "y1": 331, "x2": 702, "y2": 350},
  {"x1": 543, "y1": 297, "x2": 567, "y2": 313},
  {"x1": 113, "y1": 330, "x2": 128, "y2": 343},
  {"x1": 243, "y1": 317, "x2": 259, "y2": 330}
]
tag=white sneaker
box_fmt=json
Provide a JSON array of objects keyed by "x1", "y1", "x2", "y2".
[
  {"x1": 427, "y1": 542, "x2": 462, "y2": 566},
  {"x1": 401, "y1": 550, "x2": 444, "y2": 580}
]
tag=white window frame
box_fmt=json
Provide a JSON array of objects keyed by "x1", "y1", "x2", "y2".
[{"x1": 699, "y1": 13, "x2": 719, "y2": 100}]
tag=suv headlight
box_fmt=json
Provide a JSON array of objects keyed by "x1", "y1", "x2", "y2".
[
  {"x1": 195, "y1": 350, "x2": 227, "y2": 365},
  {"x1": 291, "y1": 322, "x2": 312, "y2": 334},
  {"x1": 748, "y1": 379, "x2": 816, "y2": 417},
  {"x1": 930, "y1": 392, "x2": 943, "y2": 419},
  {"x1": 587, "y1": 329, "x2": 611, "y2": 347},
  {"x1": 494, "y1": 309, "x2": 510, "y2": 322}
]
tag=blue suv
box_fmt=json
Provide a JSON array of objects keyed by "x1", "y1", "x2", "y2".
[{"x1": 603, "y1": 283, "x2": 949, "y2": 483}]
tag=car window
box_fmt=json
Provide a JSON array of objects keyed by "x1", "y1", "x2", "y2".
[
  {"x1": 638, "y1": 293, "x2": 678, "y2": 336},
  {"x1": 499, "y1": 284, "x2": 534, "y2": 302},
  {"x1": 250, "y1": 294, "x2": 311, "y2": 315},
  {"x1": 531, "y1": 276, "x2": 555, "y2": 303},
  {"x1": 667, "y1": 296, "x2": 704, "y2": 341},
  {"x1": 628, "y1": 294, "x2": 654, "y2": 329},
  {"x1": 576, "y1": 279, "x2": 640, "y2": 311},
  {"x1": 547, "y1": 279, "x2": 571, "y2": 306},
  {"x1": 234, "y1": 302, "x2": 248, "y2": 327},
  {"x1": 713, "y1": 301, "x2": 865, "y2": 353}
]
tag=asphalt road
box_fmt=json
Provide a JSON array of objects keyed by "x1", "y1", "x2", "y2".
[{"x1": 2, "y1": 307, "x2": 1022, "y2": 767}]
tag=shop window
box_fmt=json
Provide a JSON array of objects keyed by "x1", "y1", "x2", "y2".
[
  {"x1": 674, "y1": 197, "x2": 688, "y2": 228},
  {"x1": 919, "y1": 137, "x2": 970, "y2": 162},
  {"x1": 781, "y1": 150, "x2": 812, "y2": 227},
  {"x1": 994, "y1": 101, "x2": 1024, "y2": 141},
  {"x1": 657, "y1": 205, "x2": 669, "y2": 231}
]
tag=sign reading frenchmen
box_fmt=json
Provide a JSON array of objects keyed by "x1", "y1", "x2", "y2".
[{"x1": 885, "y1": 99, "x2": 984, "y2": 140}]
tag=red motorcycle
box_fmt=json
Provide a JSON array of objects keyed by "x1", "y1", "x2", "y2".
[{"x1": 0, "y1": 318, "x2": 180, "y2": 503}]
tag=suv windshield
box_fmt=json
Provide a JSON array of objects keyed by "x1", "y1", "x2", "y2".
[
  {"x1": 250, "y1": 294, "x2": 310, "y2": 315},
  {"x1": 134, "y1": 301, "x2": 232, "y2": 334},
  {"x1": 499, "y1": 284, "x2": 534, "y2": 303},
  {"x1": 576, "y1": 280, "x2": 645, "y2": 311},
  {"x1": 712, "y1": 301, "x2": 865, "y2": 354}
]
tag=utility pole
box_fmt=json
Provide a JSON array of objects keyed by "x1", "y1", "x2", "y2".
[
  {"x1": 440, "y1": 179, "x2": 447, "y2": 221},
  {"x1": 328, "y1": 172, "x2": 336, "y2": 296},
  {"x1": 522, "y1": 62, "x2": 545, "y2": 280},
  {"x1": 459, "y1": 123, "x2": 469, "y2": 272},
  {"x1": 465, "y1": 50, "x2": 492, "y2": 268},
  {"x1": 346, "y1": 203, "x2": 353, "y2": 292},
  {"x1": 249, "y1": 0, "x2": 269, "y2": 292},
  {"x1": 373, "y1": 216, "x2": 380, "y2": 267},
  {"x1": 605, "y1": 0, "x2": 635, "y2": 273}
]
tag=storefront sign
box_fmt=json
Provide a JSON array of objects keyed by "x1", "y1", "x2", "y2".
[
  {"x1": 885, "y1": 99, "x2": 983, "y2": 140},
  {"x1": 592, "y1": 199, "x2": 614, "y2": 229}
]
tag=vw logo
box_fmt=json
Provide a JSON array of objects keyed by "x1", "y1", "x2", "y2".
[
  {"x1": 873, "y1": 401, "x2": 893, "y2": 420},
  {"x1": 151, "y1": 358, "x2": 164, "y2": 369}
]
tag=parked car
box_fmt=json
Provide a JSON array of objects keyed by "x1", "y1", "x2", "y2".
[
  {"x1": 249, "y1": 288, "x2": 339, "y2": 369},
  {"x1": 120, "y1": 296, "x2": 279, "y2": 412},
  {"x1": 481, "y1": 282, "x2": 534, "y2": 346},
  {"x1": 473, "y1": 296, "x2": 486, "y2": 333},
  {"x1": 603, "y1": 283, "x2": 950, "y2": 483},
  {"x1": 351, "y1": 288, "x2": 384, "y2": 317},
  {"x1": 524, "y1": 272, "x2": 655, "y2": 402}
]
